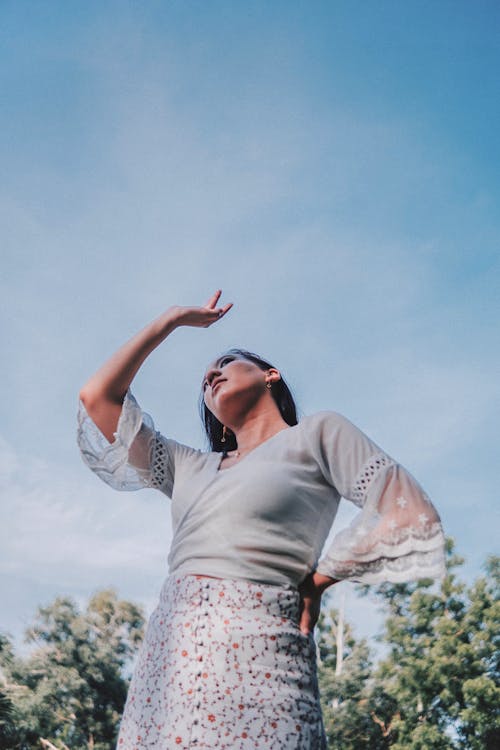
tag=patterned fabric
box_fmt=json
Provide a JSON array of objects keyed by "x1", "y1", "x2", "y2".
[{"x1": 117, "y1": 575, "x2": 326, "y2": 749}]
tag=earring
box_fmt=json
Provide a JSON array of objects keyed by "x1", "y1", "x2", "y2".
[
  {"x1": 266, "y1": 381, "x2": 272, "y2": 389},
  {"x1": 221, "y1": 425, "x2": 227, "y2": 443}
]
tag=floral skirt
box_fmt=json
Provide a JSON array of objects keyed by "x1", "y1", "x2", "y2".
[{"x1": 117, "y1": 574, "x2": 326, "y2": 749}]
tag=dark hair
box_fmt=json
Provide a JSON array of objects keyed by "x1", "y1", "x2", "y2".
[{"x1": 199, "y1": 348, "x2": 298, "y2": 452}]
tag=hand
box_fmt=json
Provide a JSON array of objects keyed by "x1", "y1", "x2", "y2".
[
  {"x1": 297, "y1": 571, "x2": 338, "y2": 635},
  {"x1": 169, "y1": 290, "x2": 233, "y2": 329}
]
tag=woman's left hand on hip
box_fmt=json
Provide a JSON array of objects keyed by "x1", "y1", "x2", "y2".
[{"x1": 297, "y1": 571, "x2": 339, "y2": 635}]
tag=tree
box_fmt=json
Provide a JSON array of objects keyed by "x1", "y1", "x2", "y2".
[
  {"x1": 317, "y1": 597, "x2": 388, "y2": 749},
  {"x1": 3, "y1": 545, "x2": 498, "y2": 748},
  {"x1": 0, "y1": 634, "x2": 23, "y2": 750},
  {"x1": 0, "y1": 590, "x2": 145, "y2": 750},
  {"x1": 317, "y1": 542, "x2": 499, "y2": 748},
  {"x1": 364, "y1": 541, "x2": 500, "y2": 749},
  {"x1": 456, "y1": 555, "x2": 500, "y2": 749}
]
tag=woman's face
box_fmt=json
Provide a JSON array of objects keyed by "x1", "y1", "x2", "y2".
[{"x1": 202, "y1": 354, "x2": 273, "y2": 420}]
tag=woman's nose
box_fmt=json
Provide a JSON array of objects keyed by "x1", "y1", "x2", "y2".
[{"x1": 206, "y1": 368, "x2": 220, "y2": 386}]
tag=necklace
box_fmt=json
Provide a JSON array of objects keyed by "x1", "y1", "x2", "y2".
[{"x1": 224, "y1": 449, "x2": 241, "y2": 458}]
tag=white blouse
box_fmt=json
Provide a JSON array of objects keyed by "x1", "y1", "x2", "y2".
[{"x1": 77, "y1": 391, "x2": 445, "y2": 588}]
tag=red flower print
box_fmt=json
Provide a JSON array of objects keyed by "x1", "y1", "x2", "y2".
[{"x1": 114, "y1": 575, "x2": 326, "y2": 748}]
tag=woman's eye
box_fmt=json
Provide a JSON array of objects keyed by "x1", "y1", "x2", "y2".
[{"x1": 203, "y1": 356, "x2": 234, "y2": 390}]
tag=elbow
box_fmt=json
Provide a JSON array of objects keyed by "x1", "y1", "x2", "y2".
[
  {"x1": 79, "y1": 385, "x2": 125, "y2": 409},
  {"x1": 79, "y1": 386, "x2": 103, "y2": 409},
  {"x1": 79, "y1": 386, "x2": 95, "y2": 406},
  {"x1": 79, "y1": 387, "x2": 89, "y2": 405}
]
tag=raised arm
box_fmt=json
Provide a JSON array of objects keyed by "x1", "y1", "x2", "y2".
[{"x1": 79, "y1": 291, "x2": 233, "y2": 443}]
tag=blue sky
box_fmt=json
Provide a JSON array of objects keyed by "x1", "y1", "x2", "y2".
[{"x1": 1, "y1": 1, "x2": 499, "y2": 649}]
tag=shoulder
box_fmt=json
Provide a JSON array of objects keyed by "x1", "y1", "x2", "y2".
[
  {"x1": 298, "y1": 410, "x2": 375, "y2": 452},
  {"x1": 299, "y1": 410, "x2": 354, "y2": 433},
  {"x1": 155, "y1": 434, "x2": 209, "y2": 466},
  {"x1": 297, "y1": 411, "x2": 351, "y2": 453}
]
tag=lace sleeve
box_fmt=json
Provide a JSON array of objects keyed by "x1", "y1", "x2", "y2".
[
  {"x1": 314, "y1": 413, "x2": 446, "y2": 584},
  {"x1": 77, "y1": 389, "x2": 175, "y2": 496}
]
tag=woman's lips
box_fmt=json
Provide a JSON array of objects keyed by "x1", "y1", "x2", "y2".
[{"x1": 212, "y1": 379, "x2": 226, "y2": 393}]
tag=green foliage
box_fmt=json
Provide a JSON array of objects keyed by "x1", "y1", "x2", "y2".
[
  {"x1": 317, "y1": 603, "x2": 388, "y2": 749},
  {"x1": 0, "y1": 690, "x2": 17, "y2": 750},
  {"x1": 2, "y1": 545, "x2": 498, "y2": 748},
  {"x1": 369, "y1": 544, "x2": 499, "y2": 749},
  {"x1": 318, "y1": 541, "x2": 499, "y2": 748},
  {"x1": 0, "y1": 590, "x2": 145, "y2": 750}
]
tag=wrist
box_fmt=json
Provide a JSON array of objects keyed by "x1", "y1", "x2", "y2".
[
  {"x1": 299, "y1": 571, "x2": 336, "y2": 598},
  {"x1": 312, "y1": 572, "x2": 339, "y2": 594},
  {"x1": 152, "y1": 307, "x2": 183, "y2": 336}
]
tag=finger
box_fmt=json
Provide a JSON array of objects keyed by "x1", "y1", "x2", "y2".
[
  {"x1": 218, "y1": 303, "x2": 233, "y2": 317},
  {"x1": 299, "y1": 605, "x2": 312, "y2": 635},
  {"x1": 205, "y1": 290, "x2": 222, "y2": 309},
  {"x1": 212, "y1": 303, "x2": 233, "y2": 321}
]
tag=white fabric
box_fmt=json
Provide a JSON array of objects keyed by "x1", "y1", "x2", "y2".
[
  {"x1": 77, "y1": 391, "x2": 445, "y2": 586},
  {"x1": 117, "y1": 574, "x2": 326, "y2": 749}
]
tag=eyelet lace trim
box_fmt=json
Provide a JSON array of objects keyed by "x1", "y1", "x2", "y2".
[
  {"x1": 77, "y1": 391, "x2": 160, "y2": 492},
  {"x1": 317, "y1": 450, "x2": 446, "y2": 583},
  {"x1": 350, "y1": 452, "x2": 395, "y2": 507},
  {"x1": 150, "y1": 435, "x2": 168, "y2": 490}
]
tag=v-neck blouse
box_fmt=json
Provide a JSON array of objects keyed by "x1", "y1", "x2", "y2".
[
  {"x1": 216, "y1": 426, "x2": 293, "y2": 472},
  {"x1": 77, "y1": 390, "x2": 445, "y2": 587}
]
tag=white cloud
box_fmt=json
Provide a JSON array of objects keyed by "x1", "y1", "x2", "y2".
[
  {"x1": 1, "y1": 2, "x2": 498, "y2": 656},
  {"x1": 0, "y1": 435, "x2": 173, "y2": 639}
]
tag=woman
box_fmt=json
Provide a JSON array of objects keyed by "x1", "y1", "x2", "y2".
[{"x1": 77, "y1": 290, "x2": 445, "y2": 749}]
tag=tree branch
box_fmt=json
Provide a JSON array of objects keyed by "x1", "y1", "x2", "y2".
[{"x1": 40, "y1": 739, "x2": 71, "y2": 750}]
